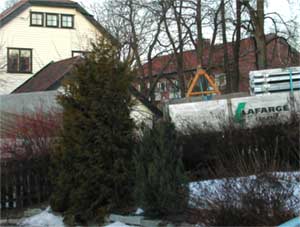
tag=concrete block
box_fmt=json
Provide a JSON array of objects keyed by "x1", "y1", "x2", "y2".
[
  {"x1": 141, "y1": 219, "x2": 161, "y2": 227},
  {"x1": 109, "y1": 214, "x2": 144, "y2": 226},
  {"x1": 23, "y1": 208, "x2": 43, "y2": 217}
]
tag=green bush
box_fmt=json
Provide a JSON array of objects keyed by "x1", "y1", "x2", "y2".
[
  {"x1": 50, "y1": 38, "x2": 135, "y2": 224},
  {"x1": 134, "y1": 121, "x2": 188, "y2": 217}
]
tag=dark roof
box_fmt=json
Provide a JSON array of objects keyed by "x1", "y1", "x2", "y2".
[
  {"x1": 12, "y1": 57, "x2": 163, "y2": 117},
  {"x1": 0, "y1": 0, "x2": 118, "y2": 45},
  {"x1": 13, "y1": 57, "x2": 81, "y2": 93}
]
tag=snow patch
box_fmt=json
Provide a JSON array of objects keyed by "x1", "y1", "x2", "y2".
[
  {"x1": 19, "y1": 207, "x2": 64, "y2": 227},
  {"x1": 135, "y1": 208, "x2": 144, "y2": 215},
  {"x1": 105, "y1": 221, "x2": 133, "y2": 227},
  {"x1": 189, "y1": 171, "x2": 300, "y2": 213}
]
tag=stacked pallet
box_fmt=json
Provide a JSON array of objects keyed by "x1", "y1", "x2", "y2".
[{"x1": 249, "y1": 67, "x2": 300, "y2": 95}]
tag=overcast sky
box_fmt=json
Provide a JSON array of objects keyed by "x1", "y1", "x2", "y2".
[
  {"x1": 0, "y1": 0, "x2": 299, "y2": 40},
  {"x1": 0, "y1": 0, "x2": 299, "y2": 17},
  {"x1": 0, "y1": 0, "x2": 299, "y2": 24}
]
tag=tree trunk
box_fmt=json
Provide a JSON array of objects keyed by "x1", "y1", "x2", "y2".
[
  {"x1": 243, "y1": 0, "x2": 267, "y2": 69},
  {"x1": 221, "y1": 0, "x2": 231, "y2": 93},
  {"x1": 255, "y1": 0, "x2": 267, "y2": 69},
  {"x1": 128, "y1": 0, "x2": 146, "y2": 93},
  {"x1": 207, "y1": 4, "x2": 221, "y2": 71},
  {"x1": 196, "y1": 0, "x2": 203, "y2": 65},
  {"x1": 233, "y1": 0, "x2": 241, "y2": 91},
  {"x1": 163, "y1": 0, "x2": 186, "y2": 97}
]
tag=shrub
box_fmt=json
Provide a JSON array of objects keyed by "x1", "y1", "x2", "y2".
[
  {"x1": 0, "y1": 109, "x2": 61, "y2": 160},
  {"x1": 191, "y1": 173, "x2": 299, "y2": 226},
  {"x1": 134, "y1": 121, "x2": 189, "y2": 218},
  {"x1": 50, "y1": 38, "x2": 135, "y2": 224},
  {"x1": 0, "y1": 109, "x2": 61, "y2": 211},
  {"x1": 179, "y1": 117, "x2": 300, "y2": 179}
]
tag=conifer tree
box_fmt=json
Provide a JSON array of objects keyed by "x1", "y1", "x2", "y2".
[
  {"x1": 134, "y1": 121, "x2": 188, "y2": 217},
  {"x1": 50, "y1": 39, "x2": 135, "y2": 224}
]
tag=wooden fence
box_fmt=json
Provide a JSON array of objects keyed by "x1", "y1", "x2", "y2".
[{"x1": 1, "y1": 158, "x2": 51, "y2": 210}]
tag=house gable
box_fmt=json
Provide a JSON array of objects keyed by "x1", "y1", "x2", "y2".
[
  {"x1": 0, "y1": 0, "x2": 117, "y2": 95},
  {"x1": 0, "y1": 0, "x2": 117, "y2": 44}
]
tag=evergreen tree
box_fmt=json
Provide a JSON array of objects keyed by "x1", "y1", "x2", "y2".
[
  {"x1": 134, "y1": 121, "x2": 188, "y2": 217},
  {"x1": 50, "y1": 39, "x2": 135, "y2": 224}
]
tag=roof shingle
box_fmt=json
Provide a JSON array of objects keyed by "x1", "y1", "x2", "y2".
[{"x1": 13, "y1": 57, "x2": 81, "y2": 93}]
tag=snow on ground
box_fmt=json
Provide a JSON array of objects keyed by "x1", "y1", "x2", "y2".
[
  {"x1": 18, "y1": 207, "x2": 64, "y2": 227},
  {"x1": 105, "y1": 221, "x2": 134, "y2": 227},
  {"x1": 19, "y1": 207, "x2": 134, "y2": 227},
  {"x1": 189, "y1": 171, "x2": 300, "y2": 213},
  {"x1": 16, "y1": 209, "x2": 135, "y2": 227},
  {"x1": 18, "y1": 172, "x2": 299, "y2": 227}
]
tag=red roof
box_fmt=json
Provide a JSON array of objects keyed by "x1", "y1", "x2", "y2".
[
  {"x1": 13, "y1": 57, "x2": 81, "y2": 93},
  {"x1": 142, "y1": 37, "x2": 256, "y2": 76},
  {"x1": 142, "y1": 34, "x2": 296, "y2": 77}
]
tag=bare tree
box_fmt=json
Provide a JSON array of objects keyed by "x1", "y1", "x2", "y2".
[
  {"x1": 242, "y1": 0, "x2": 267, "y2": 69},
  {"x1": 3, "y1": 0, "x2": 19, "y2": 10},
  {"x1": 233, "y1": 0, "x2": 242, "y2": 91},
  {"x1": 220, "y1": 0, "x2": 231, "y2": 92},
  {"x1": 92, "y1": 0, "x2": 299, "y2": 100}
]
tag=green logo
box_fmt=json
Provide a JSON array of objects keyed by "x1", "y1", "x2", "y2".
[{"x1": 234, "y1": 102, "x2": 246, "y2": 123}]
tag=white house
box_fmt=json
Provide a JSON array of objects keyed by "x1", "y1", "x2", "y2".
[{"x1": 0, "y1": 0, "x2": 116, "y2": 94}]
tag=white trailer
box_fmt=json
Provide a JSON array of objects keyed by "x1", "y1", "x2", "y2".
[
  {"x1": 167, "y1": 67, "x2": 300, "y2": 131},
  {"x1": 167, "y1": 91, "x2": 300, "y2": 131}
]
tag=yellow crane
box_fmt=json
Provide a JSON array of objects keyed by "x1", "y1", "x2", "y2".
[{"x1": 186, "y1": 66, "x2": 221, "y2": 97}]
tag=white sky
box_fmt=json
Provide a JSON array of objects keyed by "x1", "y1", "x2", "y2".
[
  {"x1": 0, "y1": 0, "x2": 299, "y2": 41},
  {"x1": 0, "y1": 0, "x2": 299, "y2": 25},
  {"x1": 0, "y1": 0, "x2": 299, "y2": 18}
]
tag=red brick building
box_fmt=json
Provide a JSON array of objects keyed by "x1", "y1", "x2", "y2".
[{"x1": 140, "y1": 34, "x2": 300, "y2": 102}]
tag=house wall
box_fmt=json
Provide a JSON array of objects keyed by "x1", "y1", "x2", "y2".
[
  {"x1": 238, "y1": 38, "x2": 300, "y2": 92},
  {"x1": 140, "y1": 37, "x2": 300, "y2": 103},
  {"x1": 0, "y1": 91, "x2": 154, "y2": 138},
  {"x1": 0, "y1": 5, "x2": 102, "y2": 94}
]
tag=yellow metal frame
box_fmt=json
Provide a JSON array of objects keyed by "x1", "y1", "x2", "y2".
[{"x1": 186, "y1": 68, "x2": 221, "y2": 97}]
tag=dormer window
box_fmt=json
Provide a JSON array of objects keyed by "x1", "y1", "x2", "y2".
[
  {"x1": 7, "y1": 48, "x2": 32, "y2": 73},
  {"x1": 61, "y1": 14, "x2": 74, "y2": 28},
  {"x1": 30, "y1": 12, "x2": 44, "y2": 26},
  {"x1": 46, "y1": 13, "x2": 59, "y2": 27}
]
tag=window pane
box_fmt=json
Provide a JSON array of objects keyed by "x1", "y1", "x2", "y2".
[
  {"x1": 8, "y1": 49, "x2": 19, "y2": 72},
  {"x1": 72, "y1": 51, "x2": 89, "y2": 57},
  {"x1": 62, "y1": 15, "x2": 73, "y2": 28},
  {"x1": 46, "y1": 14, "x2": 58, "y2": 27},
  {"x1": 20, "y1": 50, "x2": 31, "y2": 73},
  {"x1": 31, "y1": 13, "x2": 43, "y2": 26}
]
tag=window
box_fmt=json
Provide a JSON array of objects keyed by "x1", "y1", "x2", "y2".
[
  {"x1": 215, "y1": 73, "x2": 226, "y2": 89},
  {"x1": 171, "y1": 80, "x2": 179, "y2": 92},
  {"x1": 7, "y1": 48, "x2": 32, "y2": 73},
  {"x1": 61, "y1": 14, "x2": 74, "y2": 28},
  {"x1": 46, "y1": 13, "x2": 59, "y2": 27},
  {"x1": 72, "y1": 51, "x2": 89, "y2": 57},
  {"x1": 30, "y1": 12, "x2": 44, "y2": 26},
  {"x1": 157, "y1": 81, "x2": 167, "y2": 92}
]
